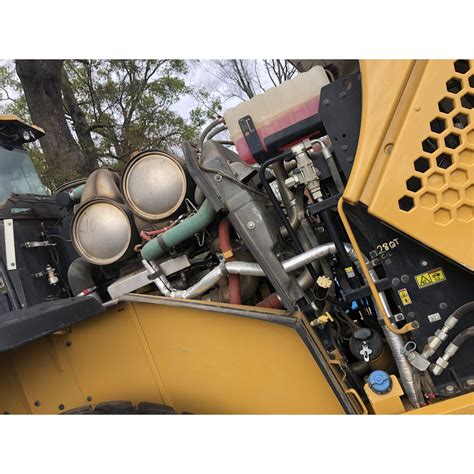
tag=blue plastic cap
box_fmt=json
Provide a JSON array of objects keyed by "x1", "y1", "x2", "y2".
[{"x1": 368, "y1": 370, "x2": 392, "y2": 395}]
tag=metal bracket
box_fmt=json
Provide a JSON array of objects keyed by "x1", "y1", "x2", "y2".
[
  {"x1": 3, "y1": 219, "x2": 16, "y2": 270},
  {"x1": 23, "y1": 240, "x2": 57, "y2": 248}
]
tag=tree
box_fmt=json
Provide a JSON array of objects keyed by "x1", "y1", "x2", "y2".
[
  {"x1": 63, "y1": 60, "x2": 205, "y2": 171},
  {"x1": 15, "y1": 60, "x2": 92, "y2": 186},
  {"x1": 207, "y1": 60, "x2": 298, "y2": 101},
  {"x1": 3, "y1": 60, "x2": 209, "y2": 189}
]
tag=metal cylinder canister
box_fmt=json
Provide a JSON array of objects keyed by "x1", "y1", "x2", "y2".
[
  {"x1": 121, "y1": 150, "x2": 187, "y2": 221},
  {"x1": 71, "y1": 169, "x2": 138, "y2": 265}
]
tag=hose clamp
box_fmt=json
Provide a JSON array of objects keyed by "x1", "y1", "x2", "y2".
[{"x1": 157, "y1": 234, "x2": 169, "y2": 252}]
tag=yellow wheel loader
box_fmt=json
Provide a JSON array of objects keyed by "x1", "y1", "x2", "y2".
[{"x1": 0, "y1": 60, "x2": 473, "y2": 415}]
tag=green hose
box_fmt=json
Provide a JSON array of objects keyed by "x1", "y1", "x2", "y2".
[
  {"x1": 141, "y1": 199, "x2": 216, "y2": 261},
  {"x1": 70, "y1": 184, "x2": 86, "y2": 201}
]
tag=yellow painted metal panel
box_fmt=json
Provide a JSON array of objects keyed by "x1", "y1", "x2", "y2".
[
  {"x1": 343, "y1": 60, "x2": 415, "y2": 204},
  {"x1": 4, "y1": 337, "x2": 84, "y2": 414},
  {"x1": 132, "y1": 302, "x2": 344, "y2": 414},
  {"x1": 346, "y1": 60, "x2": 474, "y2": 269},
  {"x1": 0, "y1": 301, "x2": 345, "y2": 414},
  {"x1": 60, "y1": 304, "x2": 167, "y2": 407}
]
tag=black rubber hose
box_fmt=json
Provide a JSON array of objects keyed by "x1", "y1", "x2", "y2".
[
  {"x1": 451, "y1": 326, "x2": 474, "y2": 347},
  {"x1": 450, "y1": 301, "x2": 474, "y2": 324}
]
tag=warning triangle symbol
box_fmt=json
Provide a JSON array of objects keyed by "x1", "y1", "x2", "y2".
[{"x1": 420, "y1": 275, "x2": 431, "y2": 285}]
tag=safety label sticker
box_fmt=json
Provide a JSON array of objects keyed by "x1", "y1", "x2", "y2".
[
  {"x1": 398, "y1": 288, "x2": 412, "y2": 305},
  {"x1": 415, "y1": 267, "x2": 446, "y2": 289}
]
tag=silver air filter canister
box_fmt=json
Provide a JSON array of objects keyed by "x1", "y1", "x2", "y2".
[
  {"x1": 72, "y1": 199, "x2": 134, "y2": 265},
  {"x1": 71, "y1": 169, "x2": 137, "y2": 266},
  {"x1": 121, "y1": 150, "x2": 187, "y2": 221}
]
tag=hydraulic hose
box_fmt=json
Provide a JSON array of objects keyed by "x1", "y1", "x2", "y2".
[
  {"x1": 141, "y1": 199, "x2": 216, "y2": 261},
  {"x1": 422, "y1": 301, "x2": 474, "y2": 359},
  {"x1": 431, "y1": 326, "x2": 474, "y2": 376},
  {"x1": 219, "y1": 218, "x2": 241, "y2": 305},
  {"x1": 198, "y1": 117, "x2": 224, "y2": 151}
]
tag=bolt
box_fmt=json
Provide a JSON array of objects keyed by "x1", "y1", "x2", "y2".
[
  {"x1": 247, "y1": 221, "x2": 255, "y2": 230},
  {"x1": 392, "y1": 277, "x2": 401, "y2": 287},
  {"x1": 10, "y1": 263, "x2": 15, "y2": 267},
  {"x1": 322, "y1": 99, "x2": 330, "y2": 107},
  {"x1": 342, "y1": 145, "x2": 348, "y2": 151},
  {"x1": 86, "y1": 396, "x2": 93, "y2": 402},
  {"x1": 384, "y1": 144, "x2": 394, "y2": 155},
  {"x1": 214, "y1": 174, "x2": 222, "y2": 182},
  {"x1": 385, "y1": 258, "x2": 392, "y2": 265},
  {"x1": 445, "y1": 385, "x2": 455, "y2": 393},
  {"x1": 420, "y1": 260, "x2": 428, "y2": 267},
  {"x1": 34, "y1": 400, "x2": 41, "y2": 407},
  {"x1": 408, "y1": 311, "x2": 415, "y2": 319},
  {"x1": 65, "y1": 341, "x2": 72, "y2": 347},
  {"x1": 339, "y1": 91, "x2": 347, "y2": 99},
  {"x1": 440, "y1": 302, "x2": 448, "y2": 310},
  {"x1": 58, "y1": 404, "x2": 65, "y2": 411},
  {"x1": 346, "y1": 156, "x2": 354, "y2": 163},
  {"x1": 401, "y1": 274, "x2": 410, "y2": 283}
]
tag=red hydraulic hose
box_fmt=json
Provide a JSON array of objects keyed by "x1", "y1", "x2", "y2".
[
  {"x1": 257, "y1": 292, "x2": 283, "y2": 309},
  {"x1": 218, "y1": 218, "x2": 241, "y2": 305}
]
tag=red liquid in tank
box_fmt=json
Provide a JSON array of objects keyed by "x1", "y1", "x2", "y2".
[{"x1": 234, "y1": 95, "x2": 321, "y2": 164}]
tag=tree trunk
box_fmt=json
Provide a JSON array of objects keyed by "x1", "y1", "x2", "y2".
[
  {"x1": 15, "y1": 60, "x2": 90, "y2": 188},
  {"x1": 61, "y1": 69, "x2": 99, "y2": 172}
]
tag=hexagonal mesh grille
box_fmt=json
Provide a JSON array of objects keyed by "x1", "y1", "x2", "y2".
[{"x1": 398, "y1": 60, "x2": 473, "y2": 225}]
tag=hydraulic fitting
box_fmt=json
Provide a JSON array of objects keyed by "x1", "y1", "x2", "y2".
[
  {"x1": 431, "y1": 342, "x2": 459, "y2": 376},
  {"x1": 310, "y1": 312, "x2": 334, "y2": 328},
  {"x1": 404, "y1": 350, "x2": 431, "y2": 372},
  {"x1": 421, "y1": 315, "x2": 458, "y2": 359}
]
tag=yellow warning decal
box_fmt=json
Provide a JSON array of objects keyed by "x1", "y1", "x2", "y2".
[
  {"x1": 415, "y1": 267, "x2": 446, "y2": 289},
  {"x1": 398, "y1": 288, "x2": 412, "y2": 305}
]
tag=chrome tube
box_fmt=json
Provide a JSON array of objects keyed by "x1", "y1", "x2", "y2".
[{"x1": 144, "y1": 243, "x2": 351, "y2": 303}]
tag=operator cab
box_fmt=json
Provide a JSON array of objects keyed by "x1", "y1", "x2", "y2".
[{"x1": 0, "y1": 114, "x2": 48, "y2": 202}]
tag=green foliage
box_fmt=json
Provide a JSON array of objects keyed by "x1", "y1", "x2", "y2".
[
  {"x1": 0, "y1": 62, "x2": 30, "y2": 119},
  {"x1": 1, "y1": 60, "x2": 220, "y2": 184},
  {"x1": 63, "y1": 60, "x2": 213, "y2": 171}
]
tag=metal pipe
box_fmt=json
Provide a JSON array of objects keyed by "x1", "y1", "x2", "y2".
[
  {"x1": 206, "y1": 125, "x2": 228, "y2": 141},
  {"x1": 141, "y1": 199, "x2": 216, "y2": 261},
  {"x1": 145, "y1": 242, "x2": 352, "y2": 302},
  {"x1": 312, "y1": 139, "x2": 345, "y2": 194},
  {"x1": 198, "y1": 117, "x2": 224, "y2": 151},
  {"x1": 258, "y1": 151, "x2": 318, "y2": 283},
  {"x1": 337, "y1": 198, "x2": 417, "y2": 335},
  {"x1": 272, "y1": 162, "x2": 299, "y2": 230},
  {"x1": 366, "y1": 266, "x2": 423, "y2": 408},
  {"x1": 194, "y1": 186, "x2": 205, "y2": 205},
  {"x1": 69, "y1": 184, "x2": 85, "y2": 202},
  {"x1": 219, "y1": 218, "x2": 241, "y2": 304}
]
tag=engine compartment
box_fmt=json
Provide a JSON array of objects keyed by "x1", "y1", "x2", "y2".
[{"x1": 1, "y1": 63, "x2": 473, "y2": 413}]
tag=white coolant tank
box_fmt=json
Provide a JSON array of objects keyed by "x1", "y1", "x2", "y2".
[{"x1": 224, "y1": 66, "x2": 329, "y2": 164}]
